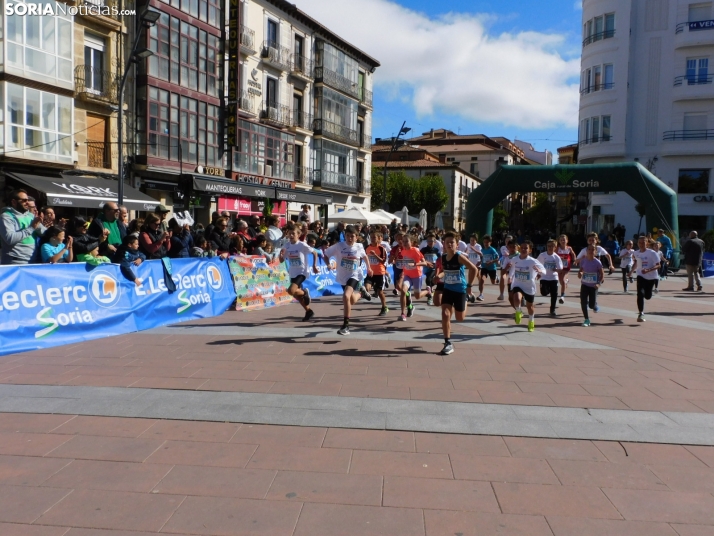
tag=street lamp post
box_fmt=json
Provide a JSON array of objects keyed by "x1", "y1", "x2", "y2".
[
  {"x1": 381, "y1": 121, "x2": 411, "y2": 212},
  {"x1": 117, "y1": 8, "x2": 161, "y2": 205}
]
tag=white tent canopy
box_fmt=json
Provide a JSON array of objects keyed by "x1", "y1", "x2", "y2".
[
  {"x1": 332, "y1": 207, "x2": 393, "y2": 225},
  {"x1": 434, "y1": 211, "x2": 444, "y2": 229}
]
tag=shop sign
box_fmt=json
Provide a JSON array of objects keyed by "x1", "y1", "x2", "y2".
[
  {"x1": 232, "y1": 172, "x2": 295, "y2": 189},
  {"x1": 218, "y1": 197, "x2": 252, "y2": 212},
  {"x1": 693, "y1": 195, "x2": 714, "y2": 202},
  {"x1": 196, "y1": 166, "x2": 225, "y2": 177},
  {"x1": 690, "y1": 19, "x2": 714, "y2": 31},
  {"x1": 225, "y1": 0, "x2": 240, "y2": 146}
]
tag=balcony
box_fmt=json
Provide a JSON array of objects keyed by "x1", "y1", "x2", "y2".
[
  {"x1": 74, "y1": 65, "x2": 119, "y2": 103},
  {"x1": 294, "y1": 166, "x2": 313, "y2": 185},
  {"x1": 238, "y1": 90, "x2": 257, "y2": 117},
  {"x1": 313, "y1": 169, "x2": 361, "y2": 194},
  {"x1": 580, "y1": 83, "x2": 614, "y2": 95},
  {"x1": 582, "y1": 29, "x2": 615, "y2": 47},
  {"x1": 261, "y1": 41, "x2": 291, "y2": 71},
  {"x1": 673, "y1": 74, "x2": 713, "y2": 101},
  {"x1": 359, "y1": 87, "x2": 373, "y2": 108},
  {"x1": 290, "y1": 110, "x2": 313, "y2": 133},
  {"x1": 359, "y1": 134, "x2": 372, "y2": 151},
  {"x1": 240, "y1": 25, "x2": 256, "y2": 55},
  {"x1": 86, "y1": 141, "x2": 110, "y2": 169},
  {"x1": 661, "y1": 130, "x2": 714, "y2": 156},
  {"x1": 674, "y1": 74, "x2": 713, "y2": 85},
  {"x1": 675, "y1": 20, "x2": 714, "y2": 48},
  {"x1": 290, "y1": 54, "x2": 314, "y2": 81},
  {"x1": 313, "y1": 118, "x2": 359, "y2": 146},
  {"x1": 663, "y1": 130, "x2": 714, "y2": 141},
  {"x1": 314, "y1": 66, "x2": 360, "y2": 100},
  {"x1": 260, "y1": 102, "x2": 291, "y2": 128}
]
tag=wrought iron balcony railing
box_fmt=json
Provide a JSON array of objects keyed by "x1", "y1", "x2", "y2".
[
  {"x1": 240, "y1": 25, "x2": 255, "y2": 53},
  {"x1": 260, "y1": 101, "x2": 291, "y2": 128},
  {"x1": 580, "y1": 82, "x2": 615, "y2": 94},
  {"x1": 75, "y1": 65, "x2": 119, "y2": 102},
  {"x1": 291, "y1": 110, "x2": 313, "y2": 131},
  {"x1": 582, "y1": 29, "x2": 615, "y2": 46},
  {"x1": 294, "y1": 166, "x2": 313, "y2": 185},
  {"x1": 674, "y1": 74, "x2": 714, "y2": 86},
  {"x1": 313, "y1": 169, "x2": 360, "y2": 193},
  {"x1": 312, "y1": 118, "x2": 359, "y2": 146},
  {"x1": 676, "y1": 20, "x2": 714, "y2": 33},
  {"x1": 291, "y1": 54, "x2": 314, "y2": 79},
  {"x1": 578, "y1": 135, "x2": 612, "y2": 145},
  {"x1": 261, "y1": 40, "x2": 291, "y2": 70},
  {"x1": 314, "y1": 66, "x2": 360, "y2": 99},
  {"x1": 238, "y1": 90, "x2": 256, "y2": 115},
  {"x1": 87, "y1": 141, "x2": 110, "y2": 168},
  {"x1": 359, "y1": 87, "x2": 373, "y2": 107},
  {"x1": 359, "y1": 134, "x2": 371, "y2": 150},
  {"x1": 663, "y1": 129, "x2": 714, "y2": 141}
]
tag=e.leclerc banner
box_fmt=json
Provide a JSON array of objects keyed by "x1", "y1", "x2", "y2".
[{"x1": 0, "y1": 258, "x2": 235, "y2": 356}]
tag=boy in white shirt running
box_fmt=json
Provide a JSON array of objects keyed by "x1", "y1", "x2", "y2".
[
  {"x1": 508, "y1": 241, "x2": 546, "y2": 332},
  {"x1": 279, "y1": 224, "x2": 319, "y2": 322},
  {"x1": 323, "y1": 225, "x2": 373, "y2": 335},
  {"x1": 537, "y1": 239, "x2": 563, "y2": 316},
  {"x1": 466, "y1": 233, "x2": 483, "y2": 303},
  {"x1": 628, "y1": 236, "x2": 661, "y2": 322},
  {"x1": 499, "y1": 240, "x2": 518, "y2": 301},
  {"x1": 618, "y1": 240, "x2": 635, "y2": 293}
]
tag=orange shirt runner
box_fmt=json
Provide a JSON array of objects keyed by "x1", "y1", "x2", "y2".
[{"x1": 365, "y1": 244, "x2": 388, "y2": 276}]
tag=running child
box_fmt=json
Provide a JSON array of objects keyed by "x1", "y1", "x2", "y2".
[
  {"x1": 438, "y1": 231, "x2": 478, "y2": 355},
  {"x1": 537, "y1": 239, "x2": 563, "y2": 316},
  {"x1": 651, "y1": 240, "x2": 667, "y2": 293},
  {"x1": 619, "y1": 240, "x2": 635, "y2": 292},
  {"x1": 466, "y1": 234, "x2": 483, "y2": 303},
  {"x1": 396, "y1": 233, "x2": 432, "y2": 321},
  {"x1": 279, "y1": 224, "x2": 319, "y2": 322},
  {"x1": 576, "y1": 232, "x2": 614, "y2": 274},
  {"x1": 365, "y1": 230, "x2": 389, "y2": 316},
  {"x1": 499, "y1": 240, "x2": 519, "y2": 301},
  {"x1": 628, "y1": 235, "x2": 661, "y2": 323},
  {"x1": 389, "y1": 231, "x2": 404, "y2": 296},
  {"x1": 556, "y1": 234, "x2": 576, "y2": 303},
  {"x1": 578, "y1": 243, "x2": 605, "y2": 327},
  {"x1": 420, "y1": 234, "x2": 440, "y2": 306},
  {"x1": 508, "y1": 241, "x2": 546, "y2": 332},
  {"x1": 323, "y1": 225, "x2": 373, "y2": 335},
  {"x1": 477, "y1": 235, "x2": 500, "y2": 301}
]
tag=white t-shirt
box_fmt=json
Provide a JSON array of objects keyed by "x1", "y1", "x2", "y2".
[
  {"x1": 619, "y1": 248, "x2": 635, "y2": 268},
  {"x1": 324, "y1": 242, "x2": 368, "y2": 285},
  {"x1": 632, "y1": 248, "x2": 661, "y2": 280},
  {"x1": 466, "y1": 243, "x2": 482, "y2": 266},
  {"x1": 509, "y1": 255, "x2": 546, "y2": 296},
  {"x1": 281, "y1": 241, "x2": 314, "y2": 278},
  {"x1": 500, "y1": 245, "x2": 510, "y2": 258},
  {"x1": 501, "y1": 252, "x2": 518, "y2": 271},
  {"x1": 537, "y1": 252, "x2": 563, "y2": 282},
  {"x1": 457, "y1": 240, "x2": 468, "y2": 253},
  {"x1": 381, "y1": 240, "x2": 392, "y2": 253},
  {"x1": 577, "y1": 245, "x2": 609, "y2": 259},
  {"x1": 419, "y1": 239, "x2": 443, "y2": 255}
]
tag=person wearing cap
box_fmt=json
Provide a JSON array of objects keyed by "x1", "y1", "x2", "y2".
[
  {"x1": 68, "y1": 216, "x2": 103, "y2": 256},
  {"x1": 154, "y1": 204, "x2": 171, "y2": 233}
]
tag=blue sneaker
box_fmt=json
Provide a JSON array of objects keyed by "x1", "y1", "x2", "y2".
[{"x1": 593, "y1": 305, "x2": 600, "y2": 313}]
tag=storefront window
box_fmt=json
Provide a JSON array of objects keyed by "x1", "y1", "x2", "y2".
[
  {"x1": 233, "y1": 120, "x2": 294, "y2": 180},
  {"x1": 2, "y1": 82, "x2": 72, "y2": 163},
  {"x1": 678, "y1": 169, "x2": 710, "y2": 193}
]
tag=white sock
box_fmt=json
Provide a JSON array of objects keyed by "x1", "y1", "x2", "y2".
[
  {"x1": 529, "y1": 314, "x2": 535, "y2": 321},
  {"x1": 516, "y1": 307, "x2": 522, "y2": 313}
]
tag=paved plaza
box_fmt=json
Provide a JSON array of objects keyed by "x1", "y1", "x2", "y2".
[{"x1": 1, "y1": 273, "x2": 714, "y2": 535}]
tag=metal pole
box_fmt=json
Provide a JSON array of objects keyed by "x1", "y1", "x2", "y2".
[{"x1": 381, "y1": 120, "x2": 407, "y2": 212}]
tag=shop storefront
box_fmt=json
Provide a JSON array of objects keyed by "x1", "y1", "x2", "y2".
[{"x1": 217, "y1": 196, "x2": 288, "y2": 226}]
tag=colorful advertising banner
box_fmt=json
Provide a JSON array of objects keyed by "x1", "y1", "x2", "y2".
[
  {"x1": 704, "y1": 252, "x2": 714, "y2": 278},
  {"x1": 302, "y1": 254, "x2": 396, "y2": 298},
  {"x1": 0, "y1": 258, "x2": 236, "y2": 357},
  {"x1": 228, "y1": 255, "x2": 293, "y2": 311}
]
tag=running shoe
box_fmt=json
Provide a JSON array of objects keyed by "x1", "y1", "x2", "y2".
[
  {"x1": 427, "y1": 296, "x2": 433, "y2": 306},
  {"x1": 392, "y1": 289, "x2": 398, "y2": 296},
  {"x1": 379, "y1": 306, "x2": 389, "y2": 316},
  {"x1": 697, "y1": 285, "x2": 703, "y2": 291},
  {"x1": 477, "y1": 294, "x2": 485, "y2": 301},
  {"x1": 514, "y1": 310, "x2": 523, "y2": 325},
  {"x1": 497, "y1": 294, "x2": 505, "y2": 301},
  {"x1": 407, "y1": 305, "x2": 414, "y2": 317},
  {"x1": 558, "y1": 296, "x2": 565, "y2": 304},
  {"x1": 406, "y1": 291, "x2": 412, "y2": 308},
  {"x1": 527, "y1": 320, "x2": 535, "y2": 332},
  {"x1": 467, "y1": 294, "x2": 476, "y2": 304},
  {"x1": 337, "y1": 324, "x2": 350, "y2": 335},
  {"x1": 682, "y1": 287, "x2": 694, "y2": 291},
  {"x1": 440, "y1": 342, "x2": 454, "y2": 355},
  {"x1": 302, "y1": 309, "x2": 314, "y2": 322},
  {"x1": 593, "y1": 305, "x2": 600, "y2": 313},
  {"x1": 302, "y1": 288, "x2": 311, "y2": 306},
  {"x1": 399, "y1": 313, "x2": 407, "y2": 321},
  {"x1": 360, "y1": 287, "x2": 372, "y2": 301},
  {"x1": 583, "y1": 319, "x2": 591, "y2": 327},
  {"x1": 653, "y1": 288, "x2": 659, "y2": 294},
  {"x1": 549, "y1": 309, "x2": 556, "y2": 317},
  {"x1": 637, "y1": 314, "x2": 645, "y2": 323},
  {"x1": 495, "y1": 277, "x2": 500, "y2": 284},
  {"x1": 629, "y1": 277, "x2": 634, "y2": 283}
]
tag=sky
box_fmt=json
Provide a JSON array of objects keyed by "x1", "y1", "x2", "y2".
[{"x1": 297, "y1": 0, "x2": 585, "y2": 156}]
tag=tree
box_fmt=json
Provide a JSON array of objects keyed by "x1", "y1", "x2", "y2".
[
  {"x1": 492, "y1": 204, "x2": 509, "y2": 232},
  {"x1": 414, "y1": 174, "x2": 449, "y2": 225},
  {"x1": 635, "y1": 203, "x2": 647, "y2": 234},
  {"x1": 369, "y1": 167, "x2": 417, "y2": 211},
  {"x1": 523, "y1": 192, "x2": 553, "y2": 230}
]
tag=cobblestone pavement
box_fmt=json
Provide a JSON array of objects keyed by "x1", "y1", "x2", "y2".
[{"x1": 0, "y1": 273, "x2": 713, "y2": 534}]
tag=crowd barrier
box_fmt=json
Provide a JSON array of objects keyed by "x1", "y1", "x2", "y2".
[{"x1": 0, "y1": 258, "x2": 236, "y2": 356}]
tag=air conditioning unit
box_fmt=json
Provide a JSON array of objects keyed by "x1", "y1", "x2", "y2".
[
  {"x1": 257, "y1": 163, "x2": 264, "y2": 175},
  {"x1": 264, "y1": 164, "x2": 273, "y2": 177}
]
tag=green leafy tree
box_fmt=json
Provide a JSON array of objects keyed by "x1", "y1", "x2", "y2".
[
  {"x1": 414, "y1": 174, "x2": 449, "y2": 225},
  {"x1": 703, "y1": 229, "x2": 714, "y2": 253},
  {"x1": 370, "y1": 166, "x2": 417, "y2": 211},
  {"x1": 492, "y1": 204, "x2": 509, "y2": 231},
  {"x1": 523, "y1": 192, "x2": 553, "y2": 230}
]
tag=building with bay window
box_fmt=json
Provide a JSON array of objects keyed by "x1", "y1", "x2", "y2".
[
  {"x1": 578, "y1": 0, "x2": 714, "y2": 239},
  {"x1": 235, "y1": 0, "x2": 379, "y2": 220}
]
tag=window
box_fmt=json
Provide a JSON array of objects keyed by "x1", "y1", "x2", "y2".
[
  {"x1": 604, "y1": 64, "x2": 614, "y2": 89},
  {"x1": 686, "y1": 58, "x2": 709, "y2": 84},
  {"x1": 159, "y1": 0, "x2": 219, "y2": 26},
  {"x1": 583, "y1": 13, "x2": 615, "y2": 45},
  {"x1": 5, "y1": 3, "x2": 73, "y2": 86},
  {"x1": 147, "y1": 14, "x2": 221, "y2": 97},
  {"x1": 470, "y1": 163, "x2": 479, "y2": 176},
  {"x1": 3, "y1": 82, "x2": 72, "y2": 163},
  {"x1": 592, "y1": 116, "x2": 600, "y2": 142},
  {"x1": 84, "y1": 34, "x2": 105, "y2": 94},
  {"x1": 684, "y1": 112, "x2": 707, "y2": 131},
  {"x1": 143, "y1": 86, "x2": 222, "y2": 167},
  {"x1": 689, "y1": 3, "x2": 712, "y2": 22},
  {"x1": 315, "y1": 40, "x2": 359, "y2": 87},
  {"x1": 266, "y1": 77, "x2": 278, "y2": 106},
  {"x1": 678, "y1": 169, "x2": 710, "y2": 193},
  {"x1": 602, "y1": 116, "x2": 611, "y2": 141},
  {"x1": 267, "y1": 19, "x2": 278, "y2": 46},
  {"x1": 314, "y1": 86, "x2": 357, "y2": 130},
  {"x1": 580, "y1": 115, "x2": 611, "y2": 143},
  {"x1": 233, "y1": 119, "x2": 294, "y2": 180}
]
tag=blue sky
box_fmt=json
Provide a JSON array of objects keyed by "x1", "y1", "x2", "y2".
[{"x1": 299, "y1": 0, "x2": 585, "y2": 156}]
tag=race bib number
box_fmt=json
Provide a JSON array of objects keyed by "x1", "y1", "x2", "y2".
[
  {"x1": 424, "y1": 253, "x2": 437, "y2": 263},
  {"x1": 482, "y1": 254, "x2": 494, "y2": 263},
  {"x1": 583, "y1": 272, "x2": 598, "y2": 284},
  {"x1": 368, "y1": 254, "x2": 381, "y2": 266},
  {"x1": 395, "y1": 258, "x2": 413, "y2": 270},
  {"x1": 288, "y1": 255, "x2": 302, "y2": 267},
  {"x1": 545, "y1": 262, "x2": 557, "y2": 272},
  {"x1": 641, "y1": 260, "x2": 649, "y2": 269},
  {"x1": 444, "y1": 270, "x2": 461, "y2": 285},
  {"x1": 341, "y1": 257, "x2": 359, "y2": 270},
  {"x1": 559, "y1": 254, "x2": 571, "y2": 268},
  {"x1": 515, "y1": 270, "x2": 530, "y2": 281}
]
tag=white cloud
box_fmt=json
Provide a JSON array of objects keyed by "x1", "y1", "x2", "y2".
[{"x1": 296, "y1": 0, "x2": 581, "y2": 129}]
